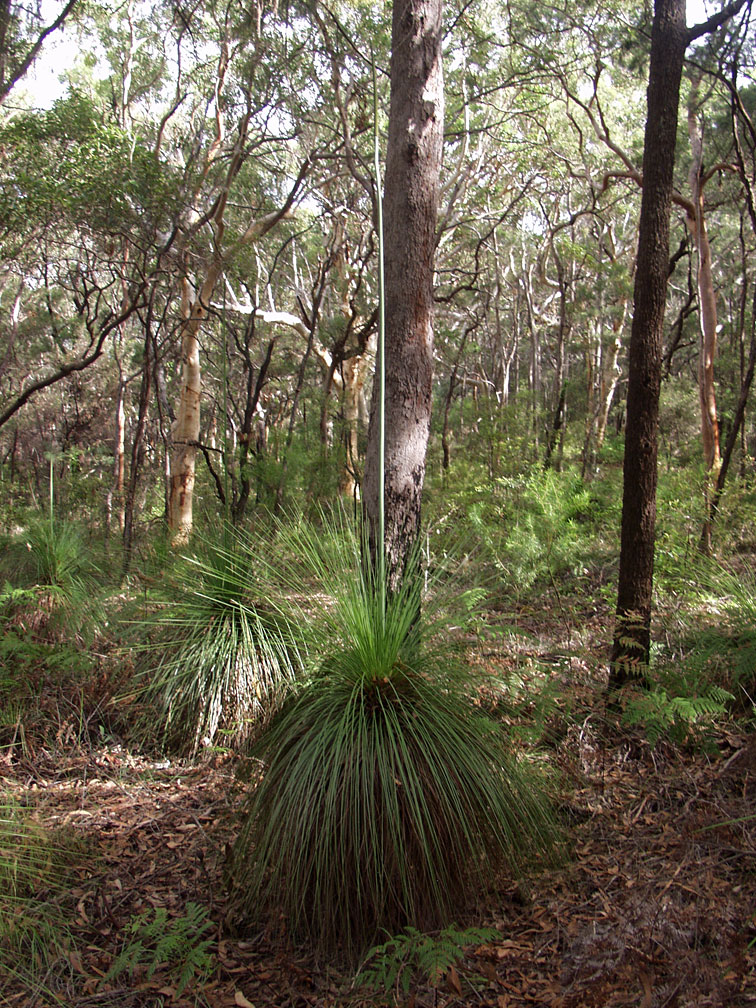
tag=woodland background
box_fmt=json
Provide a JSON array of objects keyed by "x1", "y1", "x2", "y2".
[{"x1": 1, "y1": 1, "x2": 756, "y2": 1006}]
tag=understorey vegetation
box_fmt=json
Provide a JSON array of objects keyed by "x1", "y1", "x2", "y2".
[{"x1": 2, "y1": 0, "x2": 756, "y2": 1005}]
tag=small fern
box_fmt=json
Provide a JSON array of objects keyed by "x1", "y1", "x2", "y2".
[
  {"x1": 356, "y1": 924, "x2": 498, "y2": 1000},
  {"x1": 106, "y1": 902, "x2": 214, "y2": 995},
  {"x1": 622, "y1": 685, "x2": 732, "y2": 747}
]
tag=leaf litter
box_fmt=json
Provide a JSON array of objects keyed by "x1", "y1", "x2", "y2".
[{"x1": 1, "y1": 692, "x2": 755, "y2": 1007}]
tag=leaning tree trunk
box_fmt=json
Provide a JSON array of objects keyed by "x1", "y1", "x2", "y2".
[
  {"x1": 363, "y1": 0, "x2": 444, "y2": 589},
  {"x1": 609, "y1": 0, "x2": 688, "y2": 688},
  {"x1": 688, "y1": 77, "x2": 722, "y2": 555}
]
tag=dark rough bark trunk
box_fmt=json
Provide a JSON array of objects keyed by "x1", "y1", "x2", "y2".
[
  {"x1": 441, "y1": 325, "x2": 471, "y2": 475},
  {"x1": 544, "y1": 250, "x2": 569, "y2": 472},
  {"x1": 363, "y1": 0, "x2": 444, "y2": 589},
  {"x1": 231, "y1": 335, "x2": 275, "y2": 525},
  {"x1": 609, "y1": 0, "x2": 688, "y2": 687},
  {"x1": 152, "y1": 341, "x2": 174, "y2": 522}
]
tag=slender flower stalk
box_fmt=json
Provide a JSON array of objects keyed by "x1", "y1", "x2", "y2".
[{"x1": 373, "y1": 49, "x2": 387, "y2": 619}]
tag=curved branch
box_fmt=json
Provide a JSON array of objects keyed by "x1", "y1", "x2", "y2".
[
  {"x1": 0, "y1": 0, "x2": 79, "y2": 104},
  {"x1": 0, "y1": 297, "x2": 143, "y2": 429},
  {"x1": 687, "y1": 0, "x2": 748, "y2": 42}
]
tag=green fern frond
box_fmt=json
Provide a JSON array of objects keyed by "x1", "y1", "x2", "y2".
[
  {"x1": 622, "y1": 682, "x2": 731, "y2": 748},
  {"x1": 357, "y1": 924, "x2": 498, "y2": 996},
  {"x1": 105, "y1": 903, "x2": 214, "y2": 994}
]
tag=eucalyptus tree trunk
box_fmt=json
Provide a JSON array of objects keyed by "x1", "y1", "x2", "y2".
[
  {"x1": 168, "y1": 269, "x2": 208, "y2": 544},
  {"x1": 166, "y1": 162, "x2": 308, "y2": 544},
  {"x1": 340, "y1": 346, "x2": 376, "y2": 501},
  {"x1": 544, "y1": 248, "x2": 569, "y2": 472},
  {"x1": 687, "y1": 77, "x2": 721, "y2": 554},
  {"x1": 109, "y1": 369, "x2": 126, "y2": 534},
  {"x1": 123, "y1": 323, "x2": 153, "y2": 575},
  {"x1": 363, "y1": 0, "x2": 444, "y2": 589},
  {"x1": 609, "y1": 0, "x2": 688, "y2": 687},
  {"x1": 609, "y1": 0, "x2": 746, "y2": 686}
]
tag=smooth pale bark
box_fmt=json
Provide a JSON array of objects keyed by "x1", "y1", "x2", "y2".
[
  {"x1": 168, "y1": 270, "x2": 208, "y2": 544},
  {"x1": 596, "y1": 311, "x2": 626, "y2": 452},
  {"x1": 582, "y1": 307, "x2": 627, "y2": 478},
  {"x1": 112, "y1": 381, "x2": 126, "y2": 532},
  {"x1": 687, "y1": 80, "x2": 722, "y2": 555},
  {"x1": 363, "y1": 0, "x2": 444, "y2": 588},
  {"x1": 687, "y1": 82, "x2": 721, "y2": 477},
  {"x1": 166, "y1": 146, "x2": 309, "y2": 543}
]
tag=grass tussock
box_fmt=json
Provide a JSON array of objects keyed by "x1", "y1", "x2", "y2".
[
  {"x1": 228, "y1": 517, "x2": 560, "y2": 960},
  {"x1": 137, "y1": 529, "x2": 300, "y2": 754}
]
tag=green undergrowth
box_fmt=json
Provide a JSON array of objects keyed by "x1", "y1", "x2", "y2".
[
  {"x1": 105, "y1": 902, "x2": 215, "y2": 995},
  {"x1": 0, "y1": 517, "x2": 116, "y2": 748},
  {"x1": 0, "y1": 798, "x2": 87, "y2": 999},
  {"x1": 355, "y1": 924, "x2": 499, "y2": 1002},
  {"x1": 426, "y1": 468, "x2": 614, "y2": 607}
]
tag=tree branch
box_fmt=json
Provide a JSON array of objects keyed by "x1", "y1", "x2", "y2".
[
  {"x1": 0, "y1": 0, "x2": 79, "y2": 104},
  {"x1": 687, "y1": 0, "x2": 748, "y2": 42}
]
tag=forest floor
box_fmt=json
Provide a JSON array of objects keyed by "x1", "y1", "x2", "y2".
[{"x1": 2, "y1": 600, "x2": 756, "y2": 1008}]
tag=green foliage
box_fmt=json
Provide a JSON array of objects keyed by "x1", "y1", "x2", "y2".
[
  {"x1": 228, "y1": 516, "x2": 559, "y2": 961},
  {"x1": 138, "y1": 527, "x2": 299, "y2": 753},
  {"x1": 0, "y1": 92, "x2": 178, "y2": 240},
  {"x1": 106, "y1": 903, "x2": 214, "y2": 995},
  {"x1": 356, "y1": 924, "x2": 499, "y2": 1000},
  {"x1": 4, "y1": 516, "x2": 97, "y2": 596},
  {"x1": 662, "y1": 559, "x2": 756, "y2": 712},
  {"x1": 0, "y1": 520, "x2": 102, "y2": 725},
  {"x1": 431, "y1": 469, "x2": 606, "y2": 603},
  {"x1": 620, "y1": 684, "x2": 733, "y2": 748},
  {"x1": 0, "y1": 799, "x2": 83, "y2": 992},
  {"x1": 0, "y1": 620, "x2": 90, "y2": 701},
  {"x1": 652, "y1": 470, "x2": 709, "y2": 587}
]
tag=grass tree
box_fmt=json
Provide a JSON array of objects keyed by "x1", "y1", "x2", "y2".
[
  {"x1": 139, "y1": 529, "x2": 298, "y2": 753},
  {"x1": 227, "y1": 0, "x2": 560, "y2": 962},
  {"x1": 227, "y1": 519, "x2": 559, "y2": 959}
]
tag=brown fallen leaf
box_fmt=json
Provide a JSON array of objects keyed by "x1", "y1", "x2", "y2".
[
  {"x1": 448, "y1": 963, "x2": 462, "y2": 995},
  {"x1": 235, "y1": 991, "x2": 256, "y2": 1008},
  {"x1": 67, "y1": 950, "x2": 85, "y2": 974}
]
